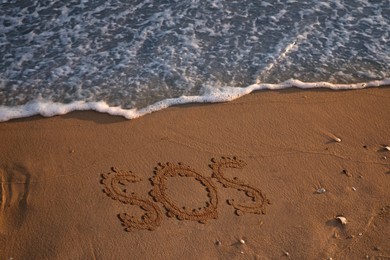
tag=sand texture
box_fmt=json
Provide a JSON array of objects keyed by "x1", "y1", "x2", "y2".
[{"x1": 0, "y1": 87, "x2": 389, "y2": 259}]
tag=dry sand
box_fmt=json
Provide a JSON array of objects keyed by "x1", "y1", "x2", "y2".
[{"x1": 0, "y1": 87, "x2": 389, "y2": 259}]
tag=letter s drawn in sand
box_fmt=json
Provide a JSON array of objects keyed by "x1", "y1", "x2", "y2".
[
  {"x1": 210, "y1": 157, "x2": 270, "y2": 216},
  {"x1": 101, "y1": 167, "x2": 162, "y2": 231}
]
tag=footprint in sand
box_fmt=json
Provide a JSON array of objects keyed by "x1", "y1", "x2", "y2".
[{"x1": 0, "y1": 165, "x2": 31, "y2": 233}]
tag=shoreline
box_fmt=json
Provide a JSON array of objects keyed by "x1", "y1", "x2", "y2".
[
  {"x1": 1, "y1": 87, "x2": 389, "y2": 259},
  {"x1": 1, "y1": 79, "x2": 390, "y2": 123}
]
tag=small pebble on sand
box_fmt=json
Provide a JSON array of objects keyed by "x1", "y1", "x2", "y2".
[{"x1": 342, "y1": 169, "x2": 352, "y2": 177}]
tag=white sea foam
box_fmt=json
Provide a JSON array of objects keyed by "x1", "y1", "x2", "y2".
[{"x1": 0, "y1": 78, "x2": 388, "y2": 122}]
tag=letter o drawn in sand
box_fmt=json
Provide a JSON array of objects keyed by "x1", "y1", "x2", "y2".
[
  {"x1": 101, "y1": 167, "x2": 162, "y2": 231},
  {"x1": 210, "y1": 157, "x2": 270, "y2": 216},
  {"x1": 150, "y1": 162, "x2": 218, "y2": 223}
]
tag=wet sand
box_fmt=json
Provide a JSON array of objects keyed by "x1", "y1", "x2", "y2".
[{"x1": 0, "y1": 87, "x2": 389, "y2": 259}]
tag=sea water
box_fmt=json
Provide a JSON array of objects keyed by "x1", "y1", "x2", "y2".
[{"x1": 0, "y1": 0, "x2": 389, "y2": 122}]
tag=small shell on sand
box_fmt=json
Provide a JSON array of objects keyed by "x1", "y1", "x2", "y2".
[
  {"x1": 316, "y1": 188, "x2": 326, "y2": 194},
  {"x1": 239, "y1": 239, "x2": 246, "y2": 244},
  {"x1": 334, "y1": 137, "x2": 342, "y2": 142},
  {"x1": 384, "y1": 146, "x2": 390, "y2": 151},
  {"x1": 336, "y1": 215, "x2": 347, "y2": 225}
]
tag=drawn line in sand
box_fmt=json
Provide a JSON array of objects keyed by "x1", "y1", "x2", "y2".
[
  {"x1": 210, "y1": 157, "x2": 270, "y2": 216},
  {"x1": 101, "y1": 167, "x2": 162, "y2": 231},
  {"x1": 150, "y1": 162, "x2": 218, "y2": 223}
]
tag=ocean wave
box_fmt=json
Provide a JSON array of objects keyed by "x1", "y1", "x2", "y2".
[{"x1": 1, "y1": 78, "x2": 388, "y2": 122}]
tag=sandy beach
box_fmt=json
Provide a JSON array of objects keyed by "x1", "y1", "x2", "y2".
[{"x1": 0, "y1": 87, "x2": 389, "y2": 259}]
